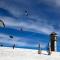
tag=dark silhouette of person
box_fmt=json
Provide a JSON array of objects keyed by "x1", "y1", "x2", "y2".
[
  {"x1": 13, "y1": 44, "x2": 15, "y2": 49},
  {"x1": 25, "y1": 10, "x2": 28, "y2": 16}
]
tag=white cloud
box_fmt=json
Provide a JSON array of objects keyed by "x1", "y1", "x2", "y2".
[
  {"x1": 38, "y1": 0, "x2": 60, "y2": 7},
  {"x1": 0, "y1": 33, "x2": 47, "y2": 48},
  {"x1": 17, "y1": 21, "x2": 54, "y2": 35},
  {"x1": 0, "y1": 33, "x2": 9, "y2": 39},
  {"x1": 15, "y1": 41, "x2": 37, "y2": 47},
  {"x1": 0, "y1": 34, "x2": 38, "y2": 48},
  {"x1": 0, "y1": 0, "x2": 24, "y2": 18},
  {"x1": 0, "y1": 16, "x2": 55, "y2": 35},
  {"x1": 56, "y1": 0, "x2": 60, "y2": 7},
  {"x1": 39, "y1": 42, "x2": 47, "y2": 48},
  {"x1": 0, "y1": 0, "x2": 59, "y2": 50},
  {"x1": 0, "y1": 0, "x2": 59, "y2": 36}
]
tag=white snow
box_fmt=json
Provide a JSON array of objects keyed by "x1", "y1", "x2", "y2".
[{"x1": 0, "y1": 47, "x2": 60, "y2": 60}]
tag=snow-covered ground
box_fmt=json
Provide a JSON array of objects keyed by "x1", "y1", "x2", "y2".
[{"x1": 0, "y1": 47, "x2": 60, "y2": 60}]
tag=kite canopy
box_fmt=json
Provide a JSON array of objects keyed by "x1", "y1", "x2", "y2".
[{"x1": 0, "y1": 20, "x2": 5, "y2": 27}]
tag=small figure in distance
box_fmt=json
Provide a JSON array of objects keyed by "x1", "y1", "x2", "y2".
[
  {"x1": 25, "y1": 10, "x2": 28, "y2": 16},
  {"x1": 13, "y1": 44, "x2": 15, "y2": 49}
]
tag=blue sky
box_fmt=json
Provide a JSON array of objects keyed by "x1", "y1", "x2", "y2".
[{"x1": 0, "y1": 0, "x2": 60, "y2": 51}]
